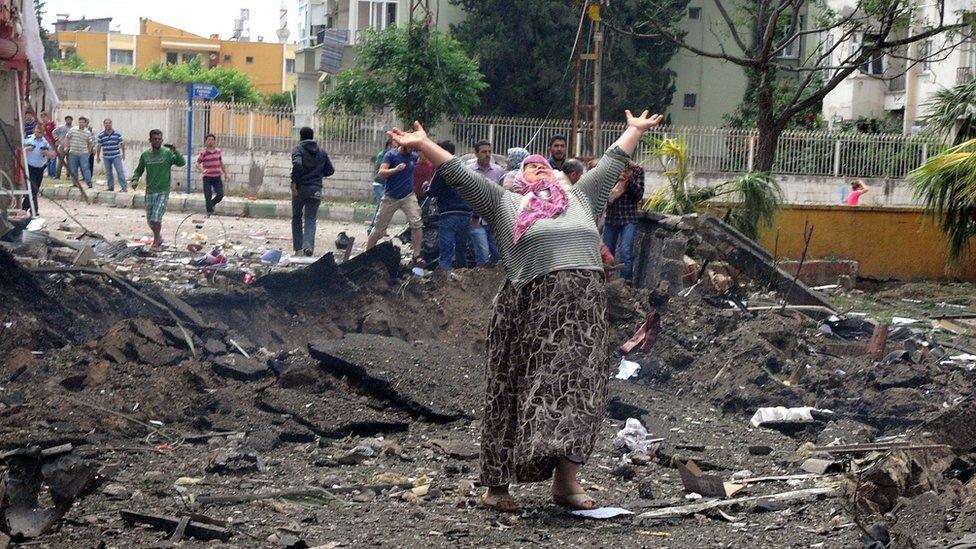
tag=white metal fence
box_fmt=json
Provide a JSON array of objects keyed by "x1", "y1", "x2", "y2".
[{"x1": 56, "y1": 101, "x2": 945, "y2": 179}]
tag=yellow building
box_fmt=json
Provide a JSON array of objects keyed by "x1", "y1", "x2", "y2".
[{"x1": 55, "y1": 19, "x2": 296, "y2": 94}]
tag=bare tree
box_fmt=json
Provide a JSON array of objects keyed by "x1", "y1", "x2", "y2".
[{"x1": 607, "y1": 0, "x2": 973, "y2": 172}]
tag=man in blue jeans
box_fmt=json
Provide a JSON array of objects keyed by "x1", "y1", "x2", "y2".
[
  {"x1": 63, "y1": 116, "x2": 94, "y2": 188},
  {"x1": 425, "y1": 140, "x2": 472, "y2": 271},
  {"x1": 467, "y1": 139, "x2": 505, "y2": 266},
  {"x1": 95, "y1": 118, "x2": 127, "y2": 191},
  {"x1": 602, "y1": 162, "x2": 645, "y2": 281},
  {"x1": 290, "y1": 127, "x2": 335, "y2": 256}
]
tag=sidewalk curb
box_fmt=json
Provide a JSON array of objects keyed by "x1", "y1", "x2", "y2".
[{"x1": 39, "y1": 184, "x2": 402, "y2": 225}]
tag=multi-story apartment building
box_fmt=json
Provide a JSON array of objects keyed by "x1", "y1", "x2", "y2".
[
  {"x1": 822, "y1": 0, "x2": 976, "y2": 133},
  {"x1": 54, "y1": 18, "x2": 297, "y2": 94},
  {"x1": 294, "y1": 0, "x2": 463, "y2": 111}
]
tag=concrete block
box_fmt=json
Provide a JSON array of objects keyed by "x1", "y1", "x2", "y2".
[
  {"x1": 114, "y1": 193, "x2": 136, "y2": 209},
  {"x1": 184, "y1": 198, "x2": 208, "y2": 214},
  {"x1": 167, "y1": 196, "x2": 188, "y2": 213},
  {"x1": 246, "y1": 201, "x2": 277, "y2": 219},
  {"x1": 352, "y1": 204, "x2": 375, "y2": 223},
  {"x1": 330, "y1": 205, "x2": 354, "y2": 222},
  {"x1": 218, "y1": 200, "x2": 246, "y2": 217},
  {"x1": 275, "y1": 202, "x2": 293, "y2": 218},
  {"x1": 132, "y1": 194, "x2": 146, "y2": 209}
]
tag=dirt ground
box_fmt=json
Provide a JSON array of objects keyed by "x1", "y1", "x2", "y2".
[{"x1": 1, "y1": 206, "x2": 975, "y2": 548}]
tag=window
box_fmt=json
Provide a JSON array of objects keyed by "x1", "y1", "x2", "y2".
[
  {"x1": 683, "y1": 93, "x2": 697, "y2": 109},
  {"x1": 223, "y1": 54, "x2": 232, "y2": 62},
  {"x1": 182, "y1": 52, "x2": 198, "y2": 63},
  {"x1": 165, "y1": 51, "x2": 178, "y2": 64},
  {"x1": 285, "y1": 59, "x2": 295, "y2": 73},
  {"x1": 688, "y1": 7, "x2": 701, "y2": 20},
  {"x1": 246, "y1": 56, "x2": 254, "y2": 64},
  {"x1": 109, "y1": 49, "x2": 133, "y2": 65},
  {"x1": 858, "y1": 33, "x2": 884, "y2": 75},
  {"x1": 776, "y1": 16, "x2": 803, "y2": 59},
  {"x1": 920, "y1": 37, "x2": 933, "y2": 72},
  {"x1": 357, "y1": 0, "x2": 398, "y2": 32}
]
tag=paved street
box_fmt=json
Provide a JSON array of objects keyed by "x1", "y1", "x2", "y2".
[{"x1": 35, "y1": 193, "x2": 387, "y2": 258}]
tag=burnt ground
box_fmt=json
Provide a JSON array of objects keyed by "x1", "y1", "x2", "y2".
[{"x1": 2, "y1": 242, "x2": 975, "y2": 548}]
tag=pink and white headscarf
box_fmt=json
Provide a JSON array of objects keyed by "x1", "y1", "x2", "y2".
[{"x1": 512, "y1": 155, "x2": 569, "y2": 243}]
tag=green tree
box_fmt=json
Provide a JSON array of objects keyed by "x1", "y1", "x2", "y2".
[
  {"x1": 46, "y1": 52, "x2": 92, "y2": 72},
  {"x1": 921, "y1": 80, "x2": 976, "y2": 145},
  {"x1": 264, "y1": 90, "x2": 295, "y2": 109},
  {"x1": 908, "y1": 140, "x2": 976, "y2": 263},
  {"x1": 141, "y1": 57, "x2": 262, "y2": 103},
  {"x1": 33, "y1": 0, "x2": 58, "y2": 61},
  {"x1": 448, "y1": 0, "x2": 685, "y2": 118},
  {"x1": 317, "y1": 24, "x2": 486, "y2": 125},
  {"x1": 612, "y1": 0, "x2": 970, "y2": 172}
]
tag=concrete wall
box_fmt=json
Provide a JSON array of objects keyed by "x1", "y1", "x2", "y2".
[
  {"x1": 757, "y1": 205, "x2": 976, "y2": 281},
  {"x1": 643, "y1": 171, "x2": 918, "y2": 207},
  {"x1": 49, "y1": 72, "x2": 186, "y2": 102},
  {"x1": 112, "y1": 142, "x2": 376, "y2": 201}
]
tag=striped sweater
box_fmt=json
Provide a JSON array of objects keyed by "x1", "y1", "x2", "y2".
[{"x1": 437, "y1": 145, "x2": 630, "y2": 289}]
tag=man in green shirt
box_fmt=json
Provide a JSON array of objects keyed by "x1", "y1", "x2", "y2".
[{"x1": 130, "y1": 129, "x2": 186, "y2": 249}]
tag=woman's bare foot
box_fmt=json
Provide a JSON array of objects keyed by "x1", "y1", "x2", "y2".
[
  {"x1": 480, "y1": 486, "x2": 520, "y2": 513},
  {"x1": 552, "y1": 458, "x2": 597, "y2": 510}
]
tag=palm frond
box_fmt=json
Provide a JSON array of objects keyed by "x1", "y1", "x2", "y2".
[
  {"x1": 715, "y1": 172, "x2": 783, "y2": 240},
  {"x1": 921, "y1": 80, "x2": 976, "y2": 144},
  {"x1": 909, "y1": 138, "x2": 976, "y2": 262}
]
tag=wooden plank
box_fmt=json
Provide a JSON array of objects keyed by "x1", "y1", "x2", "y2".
[{"x1": 637, "y1": 486, "x2": 838, "y2": 520}]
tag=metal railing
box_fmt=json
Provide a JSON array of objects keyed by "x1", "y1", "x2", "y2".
[{"x1": 55, "y1": 101, "x2": 945, "y2": 179}]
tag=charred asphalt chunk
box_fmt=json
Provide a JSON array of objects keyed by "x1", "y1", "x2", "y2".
[{"x1": 309, "y1": 334, "x2": 482, "y2": 421}]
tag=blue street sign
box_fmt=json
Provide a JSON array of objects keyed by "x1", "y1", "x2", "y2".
[{"x1": 191, "y1": 84, "x2": 219, "y2": 100}]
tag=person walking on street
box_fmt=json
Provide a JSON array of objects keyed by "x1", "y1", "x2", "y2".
[
  {"x1": 22, "y1": 110, "x2": 36, "y2": 138},
  {"x1": 369, "y1": 138, "x2": 393, "y2": 233},
  {"x1": 388, "y1": 109, "x2": 663, "y2": 513},
  {"x1": 130, "y1": 129, "x2": 186, "y2": 250},
  {"x1": 52, "y1": 116, "x2": 73, "y2": 180},
  {"x1": 63, "y1": 116, "x2": 94, "y2": 188},
  {"x1": 22, "y1": 124, "x2": 56, "y2": 214},
  {"x1": 40, "y1": 112, "x2": 57, "y2": 178},
  {"x1": 365, "y1": 140, "x2": 424, "y2": 266},
  {"x1": 197, "y1": 134, "x2": 229, "y2": 216},
  {"x1": 425, "y1": 140, "x2": 472, "y2": 271},
  {"x1": 291, "y1": 127, "x2": 335, "y2": 256},
  {"x1": 96, "y1": 118, "x2": 127, "y2": 191}
]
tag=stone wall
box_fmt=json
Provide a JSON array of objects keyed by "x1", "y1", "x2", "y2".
[
  {"x1": 44, "y1": 72, "x2": 187, "y2": 103},
  {"x1": 110, "y1": 141, "x2": 376, "y2": 201}
]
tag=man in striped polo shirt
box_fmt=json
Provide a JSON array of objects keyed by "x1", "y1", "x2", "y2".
[
  {"x1": 196, "y1": 134, "x2": 229, "y2": 216},
  {"x1": 95, "y1": 118, "x2": 127, "y2": 192},
  {"x1": 62, "y1": 116, "x2": 94, "y2": 188}
]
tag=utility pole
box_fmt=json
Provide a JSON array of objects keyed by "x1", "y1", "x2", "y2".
[{"x1": 571, "y1": 0, "x2": 604, "y2": 158}]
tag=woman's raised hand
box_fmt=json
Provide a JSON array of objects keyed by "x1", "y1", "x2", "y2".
[
  {"x1": 388, "y1": 121, "x2": 429, "y2": 148},
  {"x1": 625, "y1": 110, "x2": 664, "y2": 131}
]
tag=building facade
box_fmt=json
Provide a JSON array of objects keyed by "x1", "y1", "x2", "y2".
[
  {"x1": 294, "y1": 0, "x2": 464, "y2": 112},
  {"x1": 54, "y1": 18, "x2": 297, "y2": 94},
  {"x1": 821, "y1": 0, "x2": 976, "y2": 133}
]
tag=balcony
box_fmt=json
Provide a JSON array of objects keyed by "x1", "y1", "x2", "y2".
[{"x1": 958, "y1": 67, "x2": 975, "y2": 85}]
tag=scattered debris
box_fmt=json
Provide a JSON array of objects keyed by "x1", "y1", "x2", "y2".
[{"x1": 677, "y1": 461, "x2": 745, "y2": 498}]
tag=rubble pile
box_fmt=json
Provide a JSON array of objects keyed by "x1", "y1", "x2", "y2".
[{"x1": 1, "y1": 213, "x2": 975, "y2": 546}]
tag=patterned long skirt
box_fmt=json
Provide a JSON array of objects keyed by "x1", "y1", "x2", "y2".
[{"x1": 480, "y1": 269, "x2": 610, "y2": 486}]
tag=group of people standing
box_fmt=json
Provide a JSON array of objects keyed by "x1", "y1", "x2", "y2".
[
  {"x1": 365, "y1": 132, "x2": 645, "y2": 280},
  {"x1": 20, "y1": 107, "x2": 232, "y2": 251}
]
